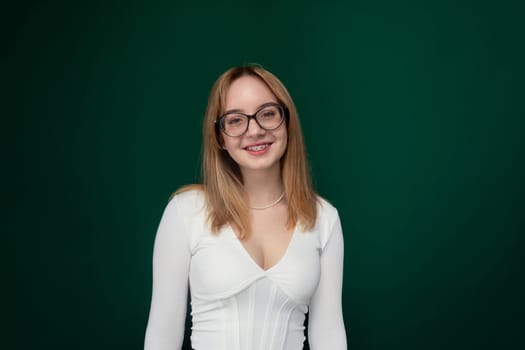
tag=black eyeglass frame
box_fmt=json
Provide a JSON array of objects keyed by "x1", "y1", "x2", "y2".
[{"x1": 215, "y1": 102, "x2": 289, "y2": 137}]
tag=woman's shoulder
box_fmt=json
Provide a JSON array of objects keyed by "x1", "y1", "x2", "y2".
[
  {"x1": 316, "y1": 195, "x2": 339, "y2": 220},
  {"x1": 168, "y1": 184, "x2": 206, "y2": 213},
  {"x1": 314, "y1": 195, "x2": 342, "y2": 249},
  {"x1": 160, "y1": 185, "x2": 208, "y2": 253}
]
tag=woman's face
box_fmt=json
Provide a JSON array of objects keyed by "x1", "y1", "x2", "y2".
[{"x1": 221, "y1": 75, "x2": 287, "y2": 175}]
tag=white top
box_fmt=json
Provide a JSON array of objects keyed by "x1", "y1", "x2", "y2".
[{"x1": 144, "y1": 190, "x2": 347, "y2": 350}]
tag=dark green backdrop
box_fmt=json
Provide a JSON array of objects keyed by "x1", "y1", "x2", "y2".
[{"x1": 13, "y1": 0, "x2": 524, "y2": 349}]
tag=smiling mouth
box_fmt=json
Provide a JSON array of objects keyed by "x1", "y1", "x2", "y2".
[{"x1": 245, "y1": 143, "x2": 271, "y2": 151}]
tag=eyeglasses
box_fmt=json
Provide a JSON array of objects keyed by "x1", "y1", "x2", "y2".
[{"x1": 216, "y1": 102, "x2": 287, "y2": 137}]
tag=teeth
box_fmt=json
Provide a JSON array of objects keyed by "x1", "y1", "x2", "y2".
[{"x1": 247, "y1": 144, "x2": 269, "y2": 151}]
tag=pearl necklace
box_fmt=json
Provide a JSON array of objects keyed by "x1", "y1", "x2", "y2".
[{"x1": 248, "y1": 192, "x2": 285, "y2": 210}]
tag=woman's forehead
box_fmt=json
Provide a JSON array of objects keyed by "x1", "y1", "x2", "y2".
[{"x1": 224, "y1": 76, "x2": 276, "y2": 111}]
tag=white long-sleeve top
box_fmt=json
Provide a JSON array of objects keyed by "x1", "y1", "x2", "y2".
[{"x1": 144, "y1": 190, "x2": 347, "y2": 350}]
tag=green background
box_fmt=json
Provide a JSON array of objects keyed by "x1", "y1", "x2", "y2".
[{"x1": 13, "y1": 0, "x2": 524, "y2": 349}]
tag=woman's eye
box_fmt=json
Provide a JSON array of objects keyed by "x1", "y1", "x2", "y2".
[
  {"x1": 261, "y1": 110, "x2": 277, "y2": 118},
  {"x1": 227, "y1": 116, "x2": 244, "y2": 126}
]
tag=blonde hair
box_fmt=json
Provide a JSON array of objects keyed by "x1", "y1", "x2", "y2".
[{"x1": 176, "y1": 64, "x2": 317, "y2": 239}]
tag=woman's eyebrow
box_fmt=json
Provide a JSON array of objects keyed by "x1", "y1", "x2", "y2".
[
  {"x1": 223, "y1": 108, "x2": 243, "y2": 114},
  {"x1": 223, "y1": 101, "x2": 278, "y2": 115}
]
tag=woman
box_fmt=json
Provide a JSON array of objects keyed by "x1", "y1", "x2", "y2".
[{"x1": 144, "y1": 65, "x2": 347, "y2": 350}]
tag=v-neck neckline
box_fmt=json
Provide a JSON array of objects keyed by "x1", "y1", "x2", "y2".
[{"x1": 228, "y1": 226, "x2": 298, "y2": 273}]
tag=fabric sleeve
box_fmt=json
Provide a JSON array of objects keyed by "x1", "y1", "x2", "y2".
[
  {"x1": 144, "y1": 197, "x2": 191, "y2": 350},
  {"x1": 307, "y1": 212, "x2": 347, "y2": 349}
]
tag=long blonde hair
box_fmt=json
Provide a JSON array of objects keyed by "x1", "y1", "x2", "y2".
[{"x1": 176, "y1": 64, "x2": 317, "y2": 239}]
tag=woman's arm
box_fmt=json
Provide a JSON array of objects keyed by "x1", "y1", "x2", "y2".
[
  {"x1": 144, "y1": 197, "x2": 191, "y2": 350},
  {"x1": 308, "y1": 213, "x2": 347, "y2": 349}
]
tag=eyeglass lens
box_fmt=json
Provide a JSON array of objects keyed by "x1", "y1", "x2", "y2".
[{"x1": 221, "y1": 105, "x2": 283, "y2": 136}]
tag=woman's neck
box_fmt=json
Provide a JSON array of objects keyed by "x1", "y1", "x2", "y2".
[{"x1": 241, "y1": 166, "x2": 284, "y2": 208}]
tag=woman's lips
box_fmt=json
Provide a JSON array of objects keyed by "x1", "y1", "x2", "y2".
[{"x1": 244, "y1": 143, "x2": 271, "y2": 155}]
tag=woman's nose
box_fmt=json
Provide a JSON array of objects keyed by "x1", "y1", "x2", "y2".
[{"x1": 244, "y1": 117, "x2": 265, "y2": 137}]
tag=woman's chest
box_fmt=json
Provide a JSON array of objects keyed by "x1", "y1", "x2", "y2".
[{"x1": 189, "y1": 227, "x2": 322, "y2": 305}]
